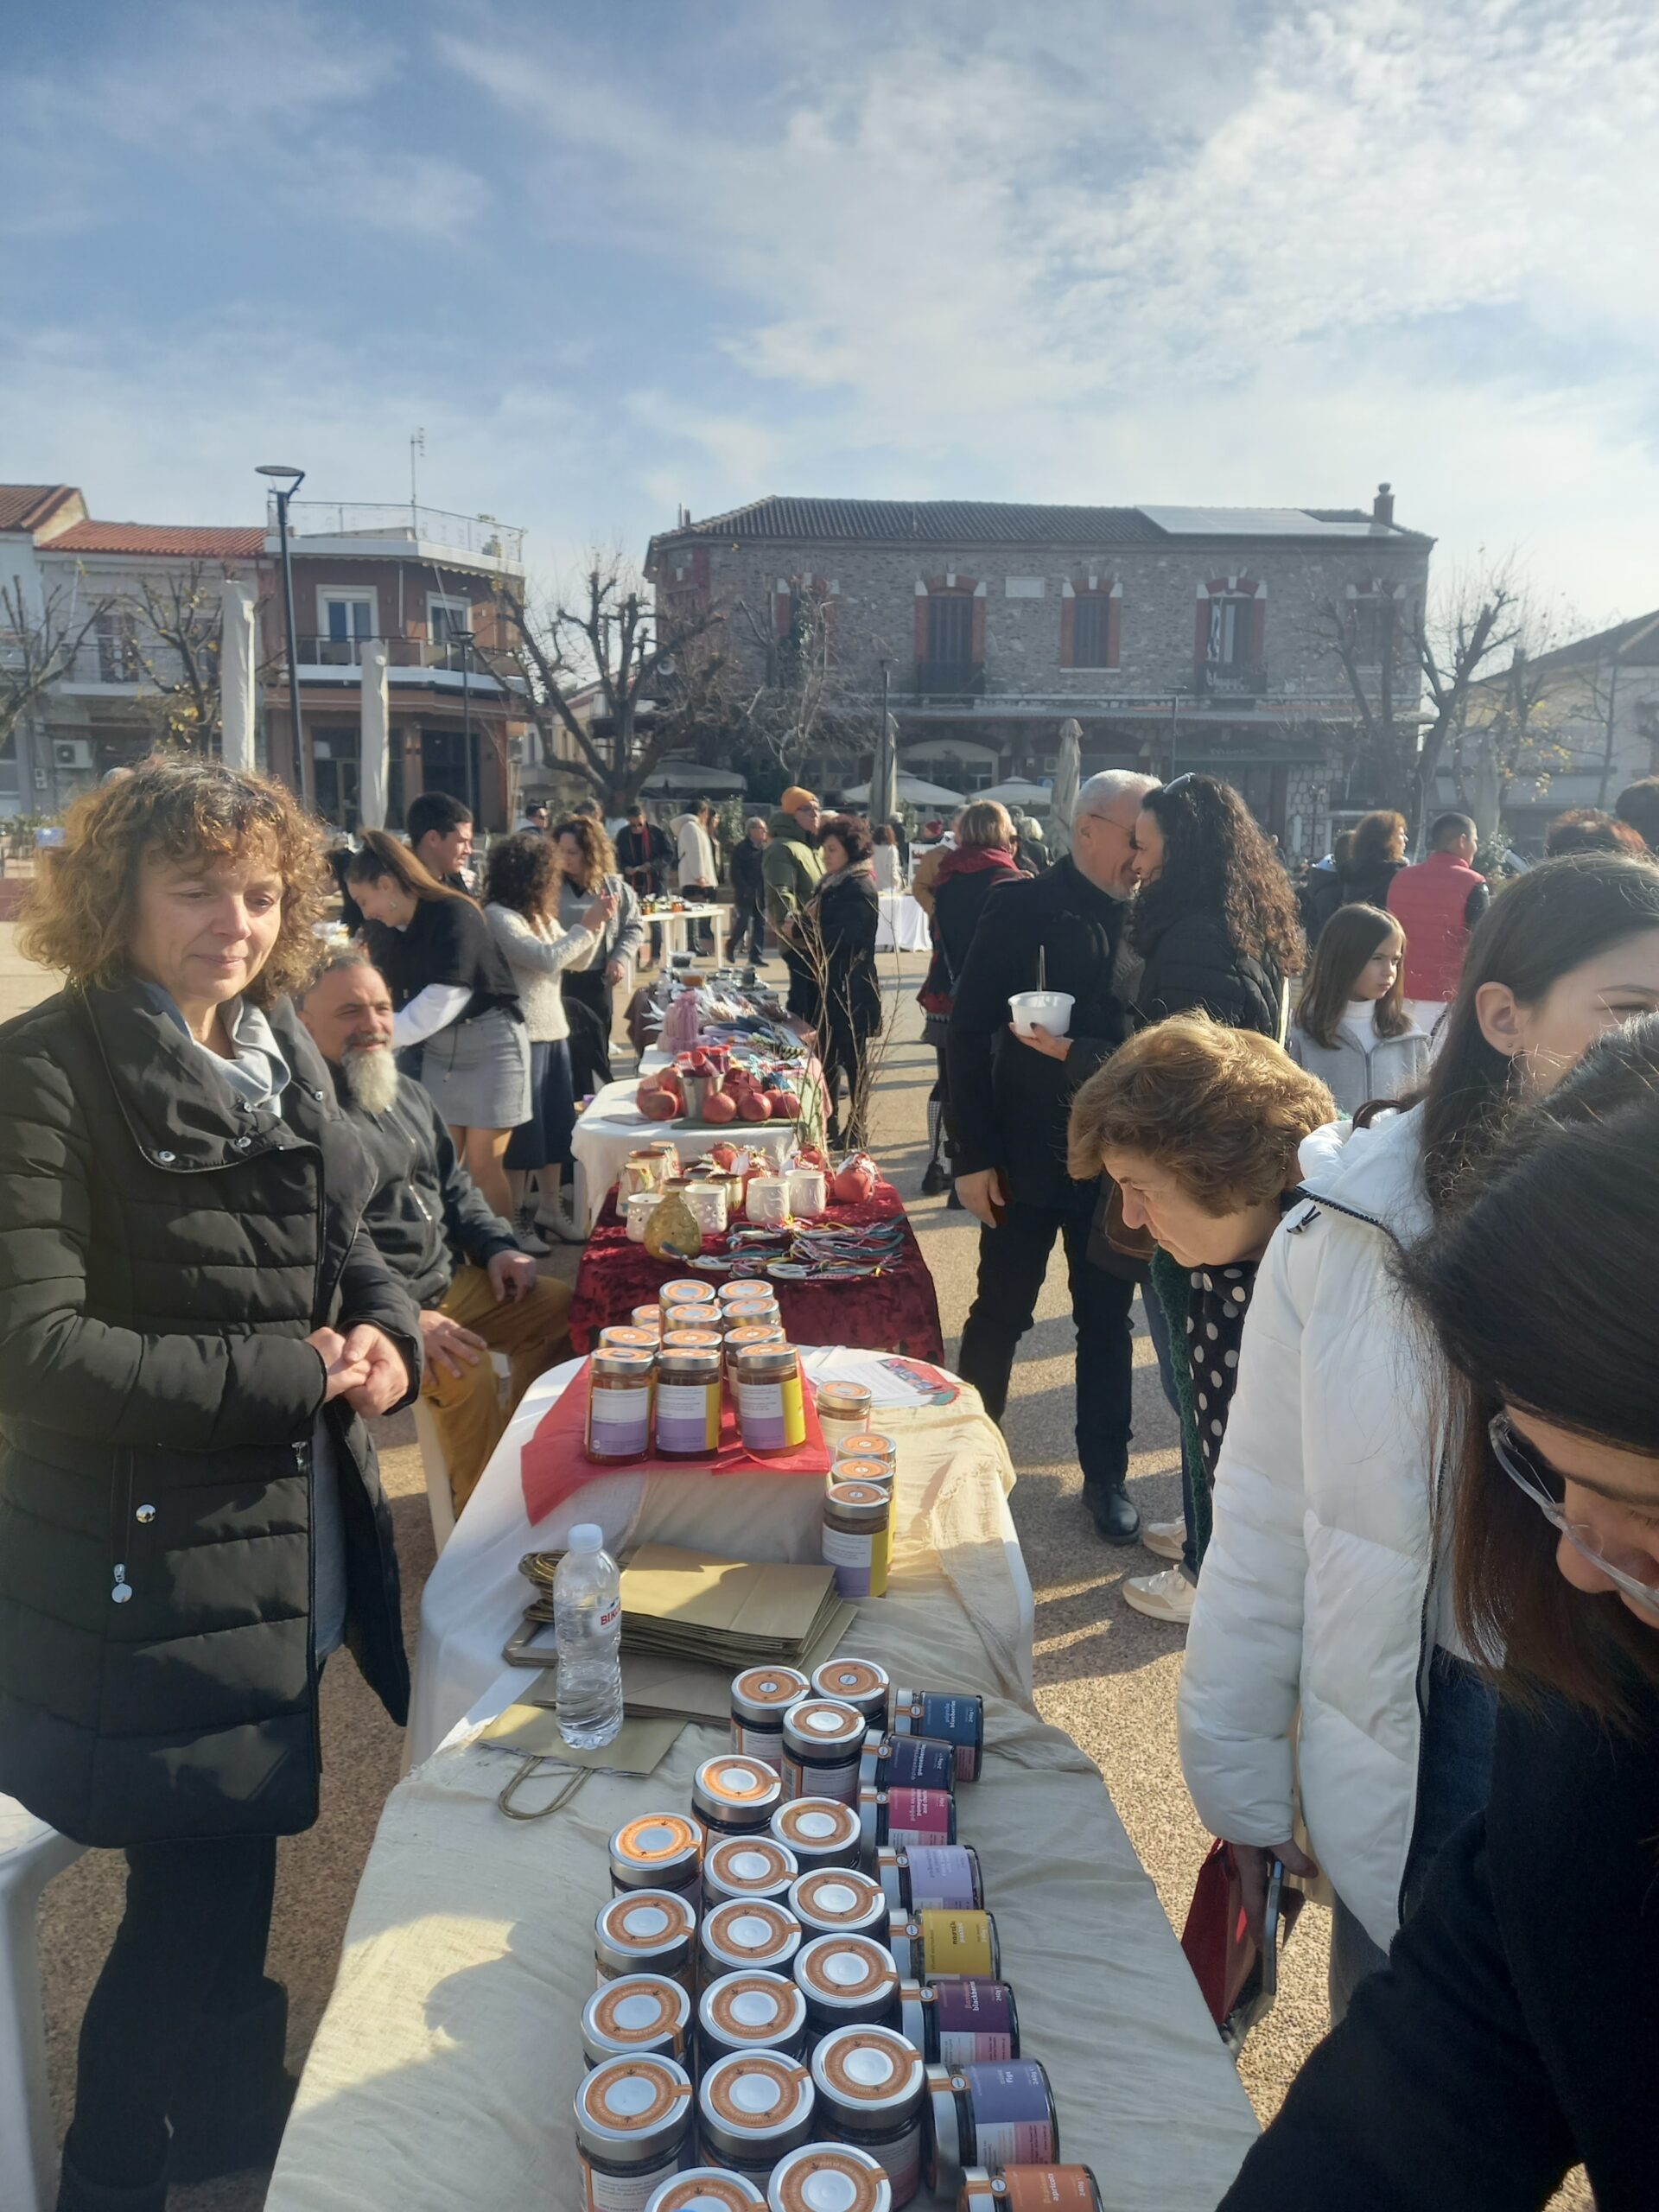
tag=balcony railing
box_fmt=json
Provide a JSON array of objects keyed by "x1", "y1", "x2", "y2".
[
  {"x1": 912, "y1": 659, "x2": 987, "y2": 699},
  {"x1": 269, "y1": 499, "x2": 524, "y2": 567},
  {"x1": 1192, "y1": 658, "x2": 1268, "y2": 698},
  {"x1": 297, "y1": 634, "x2": 506, "y2": 680}
]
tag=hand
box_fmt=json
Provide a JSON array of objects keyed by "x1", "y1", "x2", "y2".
[
  {"x1": 338, "y1": 1323, "x2": 411, "y2": 1418},
  {"x1": 1011, "y1": 1022, "x2": 1072, "y2": 1061},
  {"x1": 1231, "y1": 1839, "x2": 1319, "y2": 1949},
  {"x1": 418, "y1": 1308, "x2": 486, "y2": 1380},
  {"x1": 606, "y1": 957, "x2": 626, "y2": 986},
  {"x1": 954, "y1": 1167, "x2": 1006, "y2": 1227},
  {"x1": 305, "y1": 1325, "x2": 371, "y2": 1403},
  {"x1": 487, "y1": 1249, "x2": 539, "y2": 1304},
  {"x1": 583, "y1": 890, "x2": 618, "y2": 932}
]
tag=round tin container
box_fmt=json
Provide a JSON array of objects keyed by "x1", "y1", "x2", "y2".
[
  {"x1": 731, "y1": 1665, "x2": 811, "y2": 1767},
  {"x1": 647, "y1": 2172, "x2": 766, "y2": 2212},
  {"x1": 874, "y1": 1845, "x2": 983, "y2": 1914},
  {"x1": 781, "y1": 1699, "x2": 868, "y2": 1805},
  {"x1": 857, "y1": 1787, "x2": 957, "y2": 1859},
  {"x1": 769, "y1": 2142, "x2": 893, "y2": 2212},
  {"x1": 788, "y1": 1868, "x2": 888, "y2": 1945},
  {"x1": 704, "y1": 1836, "x2": 799, "y2": 1910},
  {"x1": 698, "y1": 1970, "x2": 809, "y2": 2067},
  {"x1": 898, "y1": 1979, "x2": 1018, "y2": 2065},
  {"x1": 664, "y1": 1305, "x2": 717, "y2": 1332},
  {"x1": 661, "y1": 1279, "x2": 717, "y2": 1307},
  {"x1": 594, "y1": 1890, "x2": 699, "y2": 1991},
  {"x1": 693, "y1": 1754, "x2": 785, "y2": 1839},
  {"x1": 575, "y1": 2053, "x2": 695, "y2": 2211},
  {"x1": 822, "y1": 1483, "x2": 891, "y2": 1602},
  {"x1": 835, "y1": 1433, "x2": 896, "y2": 1471},
  {"x1": 813, "y1": 1382, "x2": 874, "y2": 1446},
  {"x1": 700, "y1": 1899, "x2": 803, "y2": 1984},
  {"x1": 724, "y1": 1322, "x2": 786, "y2": 1378},
  {"x1": 890, "y1": 1689, "x2": 984, "y2": 1784},
  {"x1": 582, "y1": 1974, "x2": 693, "y2": 2068},
  {"x1": 718, "y1": 1278, "x2": 769, "y2": 1308},
  {"x1": 610, "y1": 1812, "x2": 706, "y2": 1904},
  {"x1": 631, "y1": 1304, "x2": 665, "y2": 1335},
  {"x1": 926, "y1": 2062, "x2": 1059, "y2": 2194},
  {"x1": 600, "y1": 1325, "x2": 664, "y2": 1352},
  {"x1": 830, "y1": 1457, "x2": 894, "y2": 1496},
  {"x1": 662, "y1": 1328, "x2": 725, "y2": 1355},
  {"x1": 792, "y1": 1936, "x2": 901, "y2": 2042},
  {"x1": 887, "y1": 1910, "x2": 1000, "y2": 1985},
  {"x1": 810, "y1": 2025, "x2": 927, "y2": 2209},
  {"x1": 957, "y1": 2171, "x2": 1102, "y2": 2212},
  {"x1": 772, "y1": 1796, "x2": 863, "y2": 1872},
  {"x1": 809, "y1": 1659, "x2": 891, "y2": 1731},
  {"x1": 859, "y1": 1734, "x2": 956, "y2": 1796},
  {"x1": 696, "y1": 2050, "x2": 817, "y2": 2179}
]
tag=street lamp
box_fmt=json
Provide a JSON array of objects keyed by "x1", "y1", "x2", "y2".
[{"x1": 257, "y1": 463, "x2": 308, "y2": 807}]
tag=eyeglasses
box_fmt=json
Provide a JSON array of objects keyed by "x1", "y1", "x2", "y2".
[{"x1": 1488, "y1": 1413, "x2": 1659, "y2": 1622}]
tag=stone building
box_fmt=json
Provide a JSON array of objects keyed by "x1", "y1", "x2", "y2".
[{"x1": 645, "y1": 489, "x2": 1433, "y2": 855}]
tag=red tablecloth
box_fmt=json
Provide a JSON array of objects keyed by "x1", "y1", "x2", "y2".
[{"x1": 569, "y1": 1179, "x2": 946, "y2": 1363}]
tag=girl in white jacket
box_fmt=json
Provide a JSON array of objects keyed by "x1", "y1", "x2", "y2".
[
  {"x1": 1178, "y1": 854, "x2": 1659, "y2": 2016},
  {"x1": 1287, "y1": 903, "x2": 1432, "y2": 1116}
]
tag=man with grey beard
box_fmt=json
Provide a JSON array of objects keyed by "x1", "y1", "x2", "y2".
[{"x1": 299, "y1": 949, "x2": 571, "y2": 1515}]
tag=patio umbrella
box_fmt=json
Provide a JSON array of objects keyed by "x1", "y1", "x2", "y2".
[
  {"x1": 359, "y1": 641, "x2": 390, "y2": 830},
  {"x1": 841, "y1": 772, "x2": 966, "y2": 808},
  {"x1": 219, "y1": 579, "x2": 257, "y2": 773},
  {"x1": 1052, "y1": 720, "x2": 1082, "y2": 835},
  {"x1": 977, "y1": 777, "x2": 1053, "y2": 809},
  {"x1": 640, "y1": 757, "x2": 747, "y2": 793},
  {"x1": 869, "y1": 709, "x2": 899, "y2": 825}
]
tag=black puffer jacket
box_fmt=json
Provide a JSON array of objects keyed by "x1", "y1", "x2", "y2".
[
  {"x1": 1132, "y1": 909, "x2": 1283, "y2": 1038},
  {"x1": 0, "y1": 985, "x2": 420, "y2": 1847}
]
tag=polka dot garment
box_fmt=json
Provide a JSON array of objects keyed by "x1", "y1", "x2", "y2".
[{"x1": 1188, "y1": 1261, "x2": 1261, "y2": 1480}]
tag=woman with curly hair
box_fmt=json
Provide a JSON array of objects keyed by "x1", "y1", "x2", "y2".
[
  {"x1": 553, "y1": 812, "x2": 643, "y2": 1095},
  {"x1": 1, "y1": 757, "x2": 420, "y2": 2209},
  {"x1": 1128, "y1": 773, "x2": 1305, "y2": 1035}
]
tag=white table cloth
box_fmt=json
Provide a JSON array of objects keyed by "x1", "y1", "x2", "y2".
[
  {"x1": 641, "y1": 904, "x2": 730, "y2": 965},
  {"x1": 569, "y1": 1076, "x2": 800, "y2": 1230},
  {"x1": 270, "y1": 1352, "x2": 1259, "y2": 2212},
  {"x1": 875, "y1": 889, "x2": 931, "y2": 953}
]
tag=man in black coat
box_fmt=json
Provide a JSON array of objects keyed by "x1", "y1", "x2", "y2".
[
  {"x1": 299, "y1": 950, "x2": 573, "y2": 1512},
  {"x1": 616, "y1": 800, "x2": 673, "y2": 964},
  {"x1": 729, "y1": 815, "x2": 770, "y2": 963},
  {"x1": 948, "y1": 770, "x2": 1159, "y2": 1541}
]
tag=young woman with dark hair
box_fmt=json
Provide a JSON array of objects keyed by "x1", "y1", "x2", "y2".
[
  {"x1": 1179, "y1": 854, "x2": 1659, "y2": 2022},
  {"x1": 1287, "y1": 902, "x2": 1429, "y2": 1114},
  {"x1": 795, "y1": 811, "x2": 882, "y2": 1148},
  {"x1": 917, "y1": 800, "x2": 1021, "y2": 1198},
  {"x1": 346, "y1": 827, "x2": 528, "y2": 1218},
  {"x1": 1128, "y1": 774, "x2": 1304, "y2": 1035},
  {"x1": 552, "y1": 815, "x2": 642, "y2": 1095},
  {"x1": 1220, "y1": 1015, "x2": 1659, "y2": 2211}
]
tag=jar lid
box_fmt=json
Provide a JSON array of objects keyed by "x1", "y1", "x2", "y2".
[
  {"x1": 658, "y1": 1347, "x2": 723, "y2": 1381},
  {"x1": 825, "y1": 1481, "x2": 888, "y2": 1522},
  {"x1": 594, "y1": 1890, "x2": 696, "y2": 1961},
  {"x1": 593, "y1": 1347, "x2": 658, "y2": 1377},
  {"x1": 663, "y1": 1328, "x2": 723, "y2": 1351},
  {"x1": 810, "y1": 1660, "x2": 889, "y2": 1709},
  {"x1": 610, "y1": 1813, "x2": 704, "y2": 1881},
  {"x1": 702, "y1": 1900, "x2": 802, "y2": 1974},
  {"x1": 830, "y1": 1459, "x2": 892, "y2": 1487},
  {"x1": 925, "y1": 2066, "x2": 963, "y2": 2185},
  {"x1": 771, "y1": 1797, "x2": 861, "y2": 1859},
  {"x1": 575, "y1": 2055, "x2": 693, "y2": 2163},
  {"x1": 693, "y1": 1756, "x2": 783, "y2": 1824},
  {"x1": 731, "y1": 1665, "x2": 810, "y2": 1723},
  {"x1": 698, "y1": 1969, "x2": 808, "y2": 2050},
  {"x1": 792, "y1": 1935, "x2": 898, "y2": 2011},
  {"x1": 782, "y1": 1699, "x2": 866, "y2": 1760},
  {"x1": 810, "y1": 2024, "x2": 926, "y2": 2124},
  {"x1": 601, "y1": 1325, "x2": 662, "y2": 1349},
  {"x1": 836, "y1": 1433, "x2": 896, "y2": 1463},
  {"x1": 645, "y1": 2171, "x2": 766, "y2": 2212},
  {"x1": 631, "y1": 1305, "x2": 664, "y2": 1325},
  {"x1": 767, "y1": 2143, "x2": 892, "y2": 2212},
  {"x1": 582, "y1": 1975, "x2": 691, "y2": 2064},
  {"x1": 735, "y1": 1342, "x2": 800, "y2": 1377},
  {"x1": 814, "y1": 1383, "x2": 874, "y2": 1418},
  {"x1": 664, "y1": 1304, "x2": 717, "y2": 1328},
  {"x1": 661, "y1": 1279, "x2": 716, "y2": 1304},
  {"x1": 705, "y1": 1837, "x2": 798, "y2": 1902},
  {"x1": 727, "y1": 1324, "x2": 785, "y2": 1351},
  {"x1": 788, "y1": 1869, "x2": 886, "y2": 1933},
  {"x1": 697, "y1": 2050, "x2": 816, "y2": 2147}
]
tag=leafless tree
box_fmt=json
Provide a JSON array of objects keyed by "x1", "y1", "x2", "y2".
[
  {"x1": 733, "y1": 583, "x2": 879, "y2": 780},
  {"x1": 1445, "y1": 591, "x2": 1580, "y2": 848},
  {"x1": 0, "y1": 576, "x2": 112, "y2": 753},
  {"x1": 120, "y1": 562, "x2": 274, "y2": 749},
  {"x1": 493, "y1": 551, "x2": 732, "y2": 809}
]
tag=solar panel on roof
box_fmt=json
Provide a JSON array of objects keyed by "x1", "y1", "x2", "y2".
[{"x1": 1137, "y1": 506, "x2": 1382, "y2": 537}]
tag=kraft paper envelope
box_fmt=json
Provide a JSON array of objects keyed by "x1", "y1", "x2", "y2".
[{"x1": 617, "y1": 1544, "x2": 853, "y2": 1667}]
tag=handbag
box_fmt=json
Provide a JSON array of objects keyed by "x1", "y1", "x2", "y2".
[{"x1": 1180, "y1": 1839, "x2": 1304, "y2": 2054}]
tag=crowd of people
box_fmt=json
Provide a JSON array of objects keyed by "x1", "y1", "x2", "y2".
[{"x1": 4, "y1": 748, "x2": 1659, "y2": 2209}]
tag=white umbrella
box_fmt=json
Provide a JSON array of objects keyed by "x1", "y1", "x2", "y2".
[
  {"x1": 977, "y1": 777, "x2": 1052, "y2": 809},
  {"x1": 841, "y1": 772, "x2": 965, "y2": 807},
  {"x1": 640, "y1": 757, "x2": 747, "y2": 793},
  {"x1": 359, "y1": 641, "x2": 390, "y2": 829},
  {"x1": 1052, "y1": 720, "x2": 1082, "y2": 835},
  {"x1": 219, "y1": 579, "x2": 257, "y2": 773}
]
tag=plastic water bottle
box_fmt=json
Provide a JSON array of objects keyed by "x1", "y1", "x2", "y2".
[{"x1": 554, "y1": 1523, "x2": 624, "y2": 1748}]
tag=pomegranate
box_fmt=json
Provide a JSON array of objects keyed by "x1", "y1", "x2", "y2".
[
  {"x1": 833, "y1": 1154, "x2": 878, "y2": 1203},
  {"x1": 639, "y1": 1087, "x2": 679, "y2": 1122},
  {"x1": 739, "y1": 1092, "x2": 773, "y2": 1122},
  {"x1": 769, "y1": 1090, "x2": 802, "y2": 1119},
  {"x1": 702, "y1": 1090, "x2": 738, "y2": 1125}
]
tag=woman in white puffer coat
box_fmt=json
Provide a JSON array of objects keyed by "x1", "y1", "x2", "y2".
[{"x1": 1178, "y1": 855, "x2": 1659, "y2": 2015}]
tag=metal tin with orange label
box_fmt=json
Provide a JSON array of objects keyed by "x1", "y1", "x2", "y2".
[
  {"x1": 600, "y1": 1325, "x2": 664, "y2": 1352},
  {"x1": 730, "y1": 1665, "x2": 811, "y2": 1766},
  {"x1": 661, "y1": 1279, "x2": 716, "y2": 1308},
  {"x1": 610, "y1": 1813, "x2": 705, "y2": 1904},
  {"x1": 661, "y1": 1328, "x2": 725, "y2": 1355},
  {"x1": 771, "y1": 1796, "x2": 862, "y2": 1872},
  {"x1": 696, "y1": 2050, "x2": 817, "y2": 2178},
  {"x1": 768, "y1": 2144, "x2": 892, "y2": 2212},
  {"x1": 809, "y1": 1659, "x2": 891, "y2": 1731},
  {"x1": 835, "y1": 1433, "x2": 897, "y2": 1471},
  {"x1": 700, "y1": 1898, "x2": 803, "y2": 1984},
  {"x1": 792, "y1": 1934, "x2": 901, "y2": 2043},
  {"x1": 630, "y1": 1305, "x2": 665, "y2": 1336},
  {"x1": 594, "y1": 1890, "x2": 699, "y2": 1991},
  {"x1": 810, "y1": 2024, "x2": 926, "y2": 2208},
  {"x1": 703, "y1": 1837, "x2": 798, "y2": 1910},
  {"x1": 780, "y1": 1698, "x2": 868, "y2": 1805},
  {"x1": 663, "y1": 1305, "x2": 717, "y2": 1332},
  {"x1": 582, "y1": 1974, "x2": 693, "y2": 2069},
  {"x1": 692, "y1": 1754, "x2": 784, "y2": 1840},
  {"x1": 697, "y1": 1969, "x2": 809, "y2": 2067},
  {"x1": 646, "y1": 2171, "x2": 766, "y2": 2212},
  {"x1": 788, "y1": 1868, "x2": 888, "y2": 1945},
  {"x1": 957, "y1": 2167, "x2": 1103, "y2": 2212},
  {"x1": 575, "y1": 2053, "x2": 695, "y2": 2211}
]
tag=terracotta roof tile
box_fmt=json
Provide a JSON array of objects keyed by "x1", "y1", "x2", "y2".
[
  {"x1": 48, "y1": 521, "x2": 265, "y2": 559},
  {"x1": 0, "y1": 483, "x2": 81, "y2": 533}
]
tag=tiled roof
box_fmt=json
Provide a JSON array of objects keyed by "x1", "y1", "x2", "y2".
[
  {"x1": 0, "y1": 483, "x2": 81, "y2": 533},
  {"x1": 47, "y1": 521, "x2": 265, "y2": 560}
]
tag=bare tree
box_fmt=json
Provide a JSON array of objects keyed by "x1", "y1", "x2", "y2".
[
  {"x1": 120, "y1": 562, "x2": 273, "y2": 749},
  {"x1": 494, "y1": 552, "x2": 731, "y2": 808},
  {"x1": 732, "y1": 583, "x2": 878, "y2": 781},
  {"x1": 0, "y1": 577, "x2": 112, "y2": 753},
  {"x1": 1445, "y1": 592, "x2": 1580, "y2": 849}
]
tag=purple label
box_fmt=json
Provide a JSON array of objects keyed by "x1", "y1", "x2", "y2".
[
  {"x1": 903, "y1": 1847, "x2": 977, "y2": 1910},
  {"x1": 934, "y1": 1980, "x2": 1014, "y2": 2063},
  {"x1": 963, "y1": 2062, "x2": 1054, "y2": 2165}
]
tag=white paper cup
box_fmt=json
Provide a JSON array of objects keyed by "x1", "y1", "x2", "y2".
[{"x1": 1009, "y1": 989, "x2": 1076, "y2": 1037}]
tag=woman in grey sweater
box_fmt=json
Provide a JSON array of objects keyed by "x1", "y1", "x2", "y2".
[
  {"x1": 1287, "y1": 902, "x2": 1431, "y2": 1115},
  {"x1": 553, "y1": 814, "x2": 644, "y2": 1093}
]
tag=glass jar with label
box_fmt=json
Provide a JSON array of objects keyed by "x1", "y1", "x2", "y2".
[
  {"x1": 610, "y1": 1812, "x2": 706, "y2": 1906},
  {"x1": 822, "y1": 1481, "x2": 890, "y2": 1601},
  {"x1": 898, "y1": 1979, "x2": 1019, "y2": 2065},
  {"x1": 724, "y1": 1322, "x2": 785, "y2": 1380},
  {"x1": 663, "y1": 1303, "x2": 717, "y2": 1332},
  {"x1": 646, "y1": 2171, "x2": 766, "y2": 2212},
  {"x1": 813, "y1": 1382, "x2": 874, "y2": 1451},
  {"x1": 792, "y1": 1934, "x2": 901, "y2": 2050},
  {"x1": 575, "y1": 2053, "x2": 695, "y2": 2212},
  {"x1": 856, "y1": 1786, "x2": 956, "y2": 1860},
  {"x1": 586, "y1": 1347, "x2": 657, "y2": 1465},
  {"x1": 859, "y1": 1733, "x2": 956, "y2": 1796},
  {"x1": 692, "y1": 1754, "x2": 784, "y2": 1840},
  {"x1": 696, "y1": 2050, "x2": 817, "y2": 2181},
  {"x1": 788, "y1": 1867, "x2": 888, "y2": 1945},
  {"x1": 594, "y1": 1890, "x2": 699, "y2": 1993},
  {"x1": 810, "y1": 2024, "x2": 927, "y2": 2209},
  {"x1": 770, "y1": 1796, "x2": 862, "y2": 1872},
  {"x1": 601, "y1": 1325, "x2": 664, "y2": 1353},
  {"x1": 582, "y1": 1974, "x2": 694, "y2": 2069},
  {"x1": 957, "y1": 2170, "x2": 1103, "y2": 2212},
  {"x1": 655, "y1": 1345, "x2": 723, "y2": 1460},
  {"x1": 703, "y1": 1836, "x2": 798, "y2": 1910},
  {"x1": 809, "y1": 1658, "x2": 890, "y2": 1731},
  {"x1": 835, "y1": 1433, "x2": 897, "y2": 1476},
  {"x1": 887, "y1": 1910, "x2": 1000, "y2": 1984},
  {"x1": 889, "y1": 1689, "x2": 984, "y2": 1783},
  {"x1": 730, "y1": 1665, "x2": 810, "y2": 1767},
  {"x1": 830, "y1": 1457, "x2": 893, "y2": 1500},
  {"x1": 700, "y1": 1898, "x2": 803, "y2": 1986},
  {"x1": 925, "y1": 2061, "x2": 1058, "y2": 2196},
  {"x1": 769, "y1": 2144, "x2": 892, "y2": 2212},
  {"x1": 780, "y1": 1699, "x2": 868, "y2": 1804},
  {"x1": 722, "y1": 1293, "x2": 780, "y2": 1328},
  {"x1": 697, "y1": 1969, "x2": 809, "y2": 2069},
  {"x1": 735, "y1": 1342, "x2": 807, "y2": 1454},
  {"x1": 874, "y1": 1845, "x2": 983, "y2": 1914}
]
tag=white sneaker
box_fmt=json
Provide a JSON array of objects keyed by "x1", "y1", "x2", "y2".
[
  {"x1": 1122, "y1": 1566, "x2": 1197, "y2": 1624},
  {"x1": 1142, "y1": 1518, "x2": 1185, "y2": 1561},
  {"x1": 514, "y1": 1209, "x2": 551, "y2": 1257}
]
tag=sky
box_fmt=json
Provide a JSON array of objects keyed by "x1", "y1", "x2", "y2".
[{"x1": 5, "y1": 0, "x2": 1659, "y2": 629}]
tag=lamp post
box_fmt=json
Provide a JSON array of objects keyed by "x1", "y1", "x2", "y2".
[{"x1": 257, "y1": 463, "x2": 308, "y2": 807}]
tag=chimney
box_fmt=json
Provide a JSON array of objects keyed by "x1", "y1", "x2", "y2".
[{"x1": 1373, "y1": 481, "x2": 1395, "y2": 528}]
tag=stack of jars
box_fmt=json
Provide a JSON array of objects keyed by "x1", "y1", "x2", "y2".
[{"x1": 584, "y1": 1285, "x2": 809, "y2": 1465}]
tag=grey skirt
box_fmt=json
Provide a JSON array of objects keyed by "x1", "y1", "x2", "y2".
[{"x1": 415, "y1": 1007, "x2": 532, "y2": 1128}]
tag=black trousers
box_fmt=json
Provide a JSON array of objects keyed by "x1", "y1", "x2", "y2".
[
  {"x1": 822, "y1": 1012, "x2": 873, "y2": 1151},
  {"x1": 67, "y1": 1833, "x2": 280, "y2": 2188},
  {"x1": 957, "y1": 1198, "x2": 1135, "y2": 1495},
  {"x1": 731, "y1": 897, "x2": 766, "y2": 963}
]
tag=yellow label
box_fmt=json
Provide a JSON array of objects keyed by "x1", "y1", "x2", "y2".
[{"x1": 920, "y1": 1910, "x2": 993, "y2": 1977}]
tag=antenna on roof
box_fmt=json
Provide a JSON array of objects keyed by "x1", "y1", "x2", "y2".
[{"x1": 410, "y1": 428, "x2": 426, "y2": 523}]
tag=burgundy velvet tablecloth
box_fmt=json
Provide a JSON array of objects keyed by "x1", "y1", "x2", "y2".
[{"x1": 569, "y1": 1179, "x2": 946, "y2": 1363}]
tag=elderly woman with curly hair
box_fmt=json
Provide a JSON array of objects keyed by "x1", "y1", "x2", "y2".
[{"x1": 0, "y1": 758, "x2": 421, "y2": 2211}]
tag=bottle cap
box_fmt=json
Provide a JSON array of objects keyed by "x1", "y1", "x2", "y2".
[{"x1": 570, "y1": 1523, "x2": 603, "y2": 1554}]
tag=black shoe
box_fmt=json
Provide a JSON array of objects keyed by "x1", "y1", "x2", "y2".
[
  {"x1": 946, "y1": 1184, "x2": 964, "y2": 1211},
  {"x1": 168, "y1": 1981, "x2": 297, "y2": 2183},
  {"x1": 1085, "y1": 1483, "x2": 1141, "y2": 1545},
  {"x1": 920, "y1": 1160, "x2": 948, "y2": 1197},
  {"x1": 57, "y1": 2137, "x2": 169, "y2": 2212}
]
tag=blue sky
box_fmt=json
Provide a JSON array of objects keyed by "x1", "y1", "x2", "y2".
[{"x1": 6, "y1": 0, "x2": 1659, "y2": 626}]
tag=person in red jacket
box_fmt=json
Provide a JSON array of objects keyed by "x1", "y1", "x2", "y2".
[{"x1": 1386, "y1": 812, "x2": 1490, "y2": 1036}]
